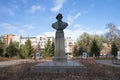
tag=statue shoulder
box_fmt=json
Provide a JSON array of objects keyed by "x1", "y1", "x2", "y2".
[
  {"x1": 52, "y1": 22, "x2": 58, "y2": 29},
  {"x1": 52, "y1": 22, "x2": 57, "y2": 26},
  {"x1": 63, "y1": 22, "x2": 68, "y2": 26}
]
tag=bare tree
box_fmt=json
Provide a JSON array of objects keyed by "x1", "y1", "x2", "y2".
[{"x1": 105, "y1": 22, "x2": 120, "y2": 42}]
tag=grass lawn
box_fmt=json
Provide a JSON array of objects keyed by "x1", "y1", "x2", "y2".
[{"x1": 0, "y1": 59, "x2": 120, "y2": 80}]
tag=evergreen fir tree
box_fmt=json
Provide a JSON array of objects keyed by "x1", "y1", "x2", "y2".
[
  {"x1": 42, "y1": 39, "x2": 54, "y2": 58},
  {"x1": 0, "y1": 39, "x2": 4, "y2": 56},
  {"x1": 90, "y1": 39, "x2": 100, "y2": 58},
  {"x1": 6, "y1": 41, "x2": 18, "y2": 57},
  {"x1": 20, "y1": 39, "x2": 33, "y2": 58},
  {"x1": 73, "y1": 45, "x2": 78, "y2": 57},
  {"x1": 111, "y1": 41, "x2": 118, "y2": 57}
]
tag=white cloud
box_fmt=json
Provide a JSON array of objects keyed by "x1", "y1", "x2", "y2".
[
  {"x1": 51, "y1": 0, "x2": 66, "y2": 13},
  {"x1": 73, "y1": 24, "x2": 82, "y2": 28},
  {"x1": 27, "y1": 5, "x2": 45, "y2": 13},
  {"x1": 0, "y1": 22, "x2": 36, "y2": 36},
  {"x1": 118, "y1": 26, "x2": 120, "y2": 29},
  {"x1": 43, "y1": 24, "x2": 106, "y2": 41},
  {"x1": 0, "y1": 22, "x2": 17, "y2": 30},
  {"x1": 18, "y1": 30, "x2": 26, "y2": 36},
  {"x1": 66, "y1": 28, "x2": 106, "y2": 41},
  {"x1": 43, "y1": 32, "x2": 55, "y2": 37},
  {"x1": 23, "y1": 24, "x2": 35, "y2": 30},
  {"x1": 67, "y1": 13, "x2": 81, "y2": 25},
  {"x1": 19, "y1": 24, "x2": 36, "y2": 36}
]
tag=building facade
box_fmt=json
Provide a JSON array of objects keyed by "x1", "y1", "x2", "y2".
[
  {"x1": 100, "y1": 43, "x2": 111, "y2": 56},
  {"x1": 65, "y1": 37, "x2": 75, "y2": 53},
  {"x1": 2, "y1": 34, "x2": 75, "y2": 53},
  {"x1": 2, "y1": 34, "x2": 14, "y2": 46},
  {"x1": 36, "y1": 35, "x2": 54, "y2": 49}
]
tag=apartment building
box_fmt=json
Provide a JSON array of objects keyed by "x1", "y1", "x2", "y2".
[
  {"x1": 2, "y1": 34, "x2": 75, "y2": 53},
  {"x1": 100, "y1": 43, "x2": 111, "y2": 56},
  {"x1": 2, "y1": 34, "x2": 14, "y2": 46},
  {"x1": 21, "y1": 37, "x2": 37, "y2": 47},
  {"x1": 12, "y1": 35, "x2": 21, "y2": 47},
  {"x1": 65, "y1": 37, "x2": 75, "y2": 53},
  {"x1": 36, "y1": 35, "x2": 54, "y2": 49}
]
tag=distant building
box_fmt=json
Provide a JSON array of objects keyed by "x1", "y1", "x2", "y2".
[
  {"x1": 2, "y1": 34, "x2": 14, "y2": 46},
  {"x1": 36, "y1": 35, "x2": 54, "y2": 49},
  {"x1": 100, "y1": 43, "x2": 111, "y2": 56},
  {"x1": 12, "y1": 35, "x2": 21, "y2": 47},
  {"x1": 21, "y1": 37, "x2": 37, "y2": 47},
  {"x1": 2, "y1": 34, "x2": 75, "y2": 53},
  {"x1": 65, "y1": 37, "x2": 75, "y2": 54},
  {"x1": 12, "y1": 35, "x2": 54, "y2": 50}
]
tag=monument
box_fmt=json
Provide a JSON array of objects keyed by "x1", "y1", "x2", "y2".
[
  {"x1": 31, "y1": 13, "x2": 87, "y2": 73},
  {"x1": 52, "y1": 13, "x2": 68, "y2": 62}
]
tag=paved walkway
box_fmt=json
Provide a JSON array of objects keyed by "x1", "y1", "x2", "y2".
[
  {"x1": 0, "y1": 59, "x2": 35, "y2": 68},
  {"x1": 96, "y1": 60, "x2": 120, "y2": 68},
  {"x1": 1, "y1": 59, "x2": 120, "y2": 68}
]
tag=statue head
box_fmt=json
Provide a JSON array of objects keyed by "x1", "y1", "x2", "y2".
[{"x1": 56, "y1": 13, "x2": 63, "y2": 21}]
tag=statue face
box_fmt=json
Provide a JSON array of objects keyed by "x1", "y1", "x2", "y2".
[
  {"x1": 57, "y1": 16, "x2": 62, "y2": 21},
  {"x1": 56, "y1": 13, "x2": 63, "y2": 21}
]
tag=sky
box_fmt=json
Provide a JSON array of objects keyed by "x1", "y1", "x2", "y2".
[{"x1": 0, "y1": 0, "x2": 120, "y2": 41}]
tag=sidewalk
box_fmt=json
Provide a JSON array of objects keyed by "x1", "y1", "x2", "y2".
[
  {"x1": 96, "y1": 60, "x2": 120, "y2": 68},
  {"x1": 0, "y1": 59, "x2": 35, "y2": 68}
]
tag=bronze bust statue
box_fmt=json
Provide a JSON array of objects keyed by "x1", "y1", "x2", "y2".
[{"x1": 52, "y1": 13, "x2": 68, "y2": 31}]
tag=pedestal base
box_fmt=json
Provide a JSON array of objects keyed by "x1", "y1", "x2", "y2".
[
  {"x1": 31, "y1": 60, "x2": 87, "y2": 73},
  {"x1": 52, "y1": 57, "x2": 67, "y2": 62}
]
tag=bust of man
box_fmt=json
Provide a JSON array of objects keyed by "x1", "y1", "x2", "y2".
[
  {"x1": 52, "y1": 13, "x2": 68, "y2": 31},
  {"x1": 52, "y1": 13, "x2": 68, "y2": 62}
]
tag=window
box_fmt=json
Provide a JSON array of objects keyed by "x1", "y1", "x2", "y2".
[{"x1": 40, "y1": 37, "x2": 42, "y2": 40}]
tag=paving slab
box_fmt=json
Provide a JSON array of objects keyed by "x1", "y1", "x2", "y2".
[{"x1": 31, "y1": 60, "x2": 87, "y2": 73}]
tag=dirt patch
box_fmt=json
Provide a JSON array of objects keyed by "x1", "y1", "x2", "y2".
[
  {"x1": 0, "y1": 57, "x2": 9, "y2": 61},
  {"x1": 0, "y1": 59, "x2": 120, "y2": 80}
]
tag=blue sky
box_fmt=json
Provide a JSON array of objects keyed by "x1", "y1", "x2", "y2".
[{"x1": 0, "y1": 0, "x2": 120, "y2": 41}]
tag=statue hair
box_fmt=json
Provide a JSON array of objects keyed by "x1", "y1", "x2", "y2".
[{"x1": 56, "y1": 13, "x2": 63, "y2": 19}]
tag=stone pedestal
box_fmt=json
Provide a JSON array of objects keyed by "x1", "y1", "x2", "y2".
[
  {"x1": 52, "y1": 30, "x2": 67, "y2": 62},
  {"x1": 31, "y1": 60, "x2": 87, "y2": 73},
  {"x1": 52, "y1": 57, "x2": 67, "y2": 62},
  {"x1": 52, "y1": 28, "x2": 67, "y2": 62}
]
